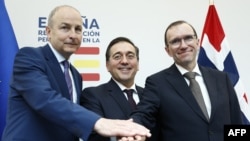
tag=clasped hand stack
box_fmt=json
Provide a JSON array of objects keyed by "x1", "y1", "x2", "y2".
[{"x1": 94, "y1": 118, "x2": 151, "y2": 141}]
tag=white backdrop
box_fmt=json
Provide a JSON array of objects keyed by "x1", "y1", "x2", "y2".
[{"x1": 6, "y1": 0, "x2": 250, "y2": 100}]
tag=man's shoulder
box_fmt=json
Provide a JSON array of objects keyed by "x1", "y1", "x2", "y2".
[
  {"x1": 18, "y1": 44, "x2": 47, "y2": 54},
  {"x1": 200, "y1": 65, "x2": 227, "y2": 75},
  {"x1": 83, "y1": 82, "x2": 108, "y2": 92}
]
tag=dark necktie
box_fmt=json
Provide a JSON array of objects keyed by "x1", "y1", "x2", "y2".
[
  {"x1": 62, "y1": 60, "x2": 73, "y2": 100},
  {"x1": 184, "y1": 72, "x2": 209, "y2": 120},
  {"x1": 124, "y1": 89, "x2": 137, "y2": 110}
]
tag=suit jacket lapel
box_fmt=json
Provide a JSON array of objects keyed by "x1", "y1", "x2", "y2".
[
  {"x1": 70, "y1": 66, "x2": 82, "y2": 103},
  {"x1": 199, "y1": 66, "x2": 218, "y2": 121},
  {"x1": 166, "y1": 64, "x2": 208, "y2": 121},
  {"x1": 135, "y1": 85, "x2": 143, "y2": 100},
  {"x1": 107, "y1": 79, "x2": 133, "y2": 117},
  {"x1": 42, "y1": 44, "x2": 71, "y2": 100}
]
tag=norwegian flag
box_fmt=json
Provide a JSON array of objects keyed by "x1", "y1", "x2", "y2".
[{"x1": 198, "y1": 4, "x2": 250, "y2": 124}]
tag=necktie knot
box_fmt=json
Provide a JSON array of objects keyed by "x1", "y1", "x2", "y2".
[
  {"x1": 62, "y1": 60, "x2": 70, "y2": 69},
  {"x1": 123, "y1": 89, "x2": 136, "y2": 110},
  {"x1": 124, "y1": 89, "x2": 134, "y2": 97},
  {"x1": 184, "y1": 72, "x2": 196, "y2": 80}
]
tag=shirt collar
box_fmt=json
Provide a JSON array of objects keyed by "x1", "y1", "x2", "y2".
[
  {"x1": 175, "y1": 63, "x2": 201, "y2": 76},
  {"x1": 48, "y1": 43, "x2": 68, "y2": 63},
  {"x1": 112, "y1": 78, "x2": 137, "y2": 93}
]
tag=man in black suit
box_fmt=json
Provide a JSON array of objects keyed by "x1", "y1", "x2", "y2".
[
  {"x1": 131, "y1": 20, "x2": 243, "y2": 141},
  {"x1": 81, "y1": 37, "x2": 146, "y2": 141}
]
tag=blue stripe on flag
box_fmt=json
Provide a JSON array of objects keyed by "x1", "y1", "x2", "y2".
[
  {"x1": 198, "y1": 47, "x2": 217, "y2": 70},
  {"x1": 198, "y1": 47, "x2": 239, "y2": 88},
  {"x1": 223, "y1": 52, "x2": 239, "y2": 85},
  {"x1": 0, "y1": 0, "x2": 19, "y2": 139}
]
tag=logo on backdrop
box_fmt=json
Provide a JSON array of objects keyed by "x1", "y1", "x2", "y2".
[{"x1": 37, "y1": 16, "x2": 101, "y2": 81}]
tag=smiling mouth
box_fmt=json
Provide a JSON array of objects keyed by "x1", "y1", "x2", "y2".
[
  {"x1": 119, "y1": 68, "x2": 132, "y2": 72},
  {"x1": 120, "y1": 68, "x2": 130, "y2": 70},
  {"x1": 65, "y1": 42, "x2": 79, "y2": 45},
  {"x1": 178, "y1": 49, "x2": 193, "y2": 54}
]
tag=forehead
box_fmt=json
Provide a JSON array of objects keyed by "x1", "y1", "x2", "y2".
[
  {"x1": 53, "y1": 7, "x2": 82, "y2": 25},
  {"x1": 110, "y1": 42, "x2": 135, "y2": 54},
  {"x1": 167, "y1": 23, "x2": 194, "y2": 39}
]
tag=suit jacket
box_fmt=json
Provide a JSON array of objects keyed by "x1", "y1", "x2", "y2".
[
  {"x1": 132, "y1": 64, "x2": 243, "y2": 141},
  {"x1": 80, "y1": 78, "x2": 144, "y2": 141},
  {"x1": 2, "y1": 44, "x2": 100, "y2": 141}
]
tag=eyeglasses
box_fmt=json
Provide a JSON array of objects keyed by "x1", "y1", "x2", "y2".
[{"x1": 168, "y1": 35, "x2": 197, "y2": 48}]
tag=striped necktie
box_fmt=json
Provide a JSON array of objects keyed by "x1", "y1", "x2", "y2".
[{"x1": 62, "y1": 60, "x2": 73, "y2": 100}]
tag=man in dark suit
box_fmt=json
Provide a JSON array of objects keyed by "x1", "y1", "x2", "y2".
[
  {"x1": 81, "y1": 37, "x2": 148, "y2": 141},
  {"x1": 1, "y1": 6, "x2": 151, "y2": 141},
  {"x1": 131, "y1": 20, "x2": 243, "y2": 141}
]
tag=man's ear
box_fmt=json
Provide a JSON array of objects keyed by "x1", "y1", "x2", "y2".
[
  {"x1": 165, "y1": 46, "x2": 172, "y2": 57},
  {"x1": 197, "y1": 39, "x2": 200, "y2": 46}
]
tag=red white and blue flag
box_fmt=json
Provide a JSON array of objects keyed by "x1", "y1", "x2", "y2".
[
  {"x1": 198, "y1": 4, "x2": 250, "y2": 124},
  {"x1": 0, "y1": 0, "x2": 19, "y2": 138}
]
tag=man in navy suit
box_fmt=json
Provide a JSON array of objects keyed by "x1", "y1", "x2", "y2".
[
  {"x1": 131, "y1": 20, "x2": 243, "y2": 141},
  {"x1": 81, "y1": 37, "x2": 154, "y2": 141},
  {"x1": 1, "y1": 5, "x2": 151, "y2": 141}
]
